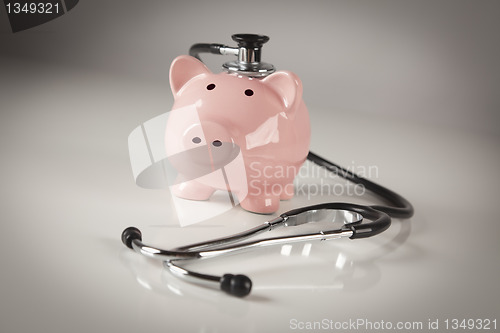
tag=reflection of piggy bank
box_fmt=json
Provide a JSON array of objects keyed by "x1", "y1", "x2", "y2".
[{"x1": 165, "y1": 55, "x2": 310, "y2": 214}]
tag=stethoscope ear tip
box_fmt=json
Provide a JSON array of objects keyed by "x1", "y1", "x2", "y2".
[
  {"x1": 122, "y1": 227, "x2": 142, "y2": 249},
  {"x1": 220, "y1": 274, "x2": 252, "y2": 297}
]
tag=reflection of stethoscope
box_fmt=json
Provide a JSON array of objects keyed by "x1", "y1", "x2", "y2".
[{"x1": 121, "y1": 35, "x2": 414, "y2": 297}]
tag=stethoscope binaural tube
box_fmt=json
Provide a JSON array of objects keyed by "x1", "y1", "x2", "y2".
[{"x1": 121, "y1": 190, "x2": 403, "y2": 297}]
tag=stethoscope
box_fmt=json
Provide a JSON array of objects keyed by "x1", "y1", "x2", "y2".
[
  {"x1": 121, "y1": 35, "x2": 414, "y2": 297},
  {"x1": 122, "y1": 153, "x2": 413, "y2": 297}
]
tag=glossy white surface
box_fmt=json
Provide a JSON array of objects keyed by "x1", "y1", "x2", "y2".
[{"x1": 0, "y1": 56, "x2": 499, "y2": 333}]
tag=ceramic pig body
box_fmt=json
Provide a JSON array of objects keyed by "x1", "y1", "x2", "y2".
[{"x1": 165, "y1": 55, "x2": 310, "y2": 214}]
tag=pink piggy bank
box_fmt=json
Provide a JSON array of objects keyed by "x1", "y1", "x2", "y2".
[{"x1": 165, "y1": 55, "x2": 310, "y2": 214}]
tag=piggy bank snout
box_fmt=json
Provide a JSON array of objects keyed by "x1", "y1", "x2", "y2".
[
  {"x1": 182, "y1": 122, "x2": 240, "y2": 169},
  {"x1": 183, "y1": 122, "x2": 231, "y2": 146}
]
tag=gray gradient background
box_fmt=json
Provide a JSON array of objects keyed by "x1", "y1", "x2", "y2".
[{"x1": 1, "y1": 1, "x2": 499, "y2": 332}]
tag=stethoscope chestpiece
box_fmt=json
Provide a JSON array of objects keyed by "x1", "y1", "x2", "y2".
[
  {"x1": 222, "y1": 34, "x2": 276, "y2": 77},
  {"x1": 189, "y1": 33, "x2": 276, "y2": 77}
]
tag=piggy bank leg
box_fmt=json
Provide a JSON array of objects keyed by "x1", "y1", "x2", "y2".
[
  {"x1": 237, "y1": 180, "x2": 280, "y2": 214},
  {"x1": 238, "y1": 193, "x2": 280, "y2": 214},
  {"x1": 171, "y1": 175, "x2": 215, "y2": 201},
  {"x1": 279, "y1": 180, "x2": 296, "y2": 200}
]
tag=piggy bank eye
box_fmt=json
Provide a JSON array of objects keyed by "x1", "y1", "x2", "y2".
[
  {"x1": 244, "y1": 89, "x2": 254, "y2": 96},
  {"x1": 206, "y1": 83, "x2": 216, "y2": 90},
  {"x1": 192, "y1": 137, "x2": 202, "y2": 144}
]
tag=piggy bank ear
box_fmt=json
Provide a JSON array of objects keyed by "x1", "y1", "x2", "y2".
[
  {"x1": 169, "y1": 55, "x2": 212, "y2": 96},
  {"x1": 262, "y1": 71, "x2": 303, "y2": 114}
]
